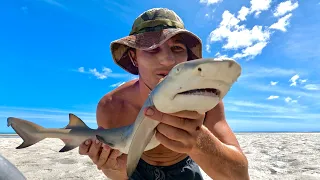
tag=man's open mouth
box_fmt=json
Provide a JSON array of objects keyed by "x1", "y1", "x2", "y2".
[
  {"x1": 157, "y1": 73, "x2": 168, "y2": 78},
  {"x1": 177, "y1": 88, "x2": 220, "y2": 97}
]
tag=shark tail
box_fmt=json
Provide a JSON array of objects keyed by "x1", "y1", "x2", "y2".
[{"x1": 7, "y1": 117, "x2": 45, "y2": 149}]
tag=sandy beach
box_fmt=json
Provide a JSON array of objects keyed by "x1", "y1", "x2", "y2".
[{"x1": 1, "y1": 133, "x2": 319, "y2": 180}]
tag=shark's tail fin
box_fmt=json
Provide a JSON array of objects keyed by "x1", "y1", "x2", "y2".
[{"x1": 7, "y1": 117, "x2": 45, "y2": 149}]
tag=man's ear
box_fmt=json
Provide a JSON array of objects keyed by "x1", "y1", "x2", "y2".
[{"x1": 128, "y1": 49, "x2": 138, "y2": 67}]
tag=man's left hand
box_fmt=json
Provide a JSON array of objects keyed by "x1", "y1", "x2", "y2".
[{"x1": 144, "y1": 106, "x2": 205, "y2": 154}]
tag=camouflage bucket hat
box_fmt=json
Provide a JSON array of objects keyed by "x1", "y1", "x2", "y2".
[{"x1": 110, "y1": 8, "x2": 203, "y2": 75}]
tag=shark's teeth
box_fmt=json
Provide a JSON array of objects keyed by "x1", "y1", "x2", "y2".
[{"x1": 178, "y1": 88, "x2": 220, "y2": 97}]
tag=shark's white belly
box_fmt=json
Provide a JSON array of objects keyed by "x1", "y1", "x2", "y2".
[
  {"x1": 119, "y1": 133, "x2": 160, "y2": 154},
  {"x1": 119, "y1": 115, "x2": 161, "y2": 154},
  {"x1": 144, "y1": 133, "x2": 160, "y2": 151}
]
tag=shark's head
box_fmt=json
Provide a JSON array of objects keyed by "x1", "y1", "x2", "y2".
[{"x1": 150, "y1": 58, "x2": 241, "y2": 114}]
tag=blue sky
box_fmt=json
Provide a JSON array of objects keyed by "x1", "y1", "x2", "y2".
[{"x1": 1, "y1": 0, "x2": 319, "y2": 133}]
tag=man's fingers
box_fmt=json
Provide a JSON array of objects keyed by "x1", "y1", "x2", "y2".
[
  {"x1": 155, "y1": 130, "x2": 186, "y2": 152},
  {"x1": 79, "y1": 139, "x2": 91, "y2": 155},
  {"x1": 169, "y1": 110, "x2": 205, "y2": 120},
  {"x1": 109, "y1": 149, "x2": 123, "y2": 160},
  {"x1": 88, "y1": 139, "x2": 103, "y2": 163},
  {"x1": 145, "y1": 107, "x2": 201, "y2": 133},
  {"x1": 145, "y1": 106, "x2": 204, "y2": 120},
  {"x1": 96, "y1": 146, "x2": 111, "y2": 169},
  {"x1": 157, "y1": 123, "x2": 191, "y2": 142},
  {"x1": 102, "y1": 149, "x2": 124, "y2": 170}
]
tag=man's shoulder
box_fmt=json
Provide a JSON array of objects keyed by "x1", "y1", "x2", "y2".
[
  {"x1": 96, "y1": 79, "x2": 140, "y2": 128},
  {"x1": 99, "y1": 79, "x2": 139, "y2": 105}
]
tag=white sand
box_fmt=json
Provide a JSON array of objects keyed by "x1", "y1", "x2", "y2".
[{"x1": 1, "y1": 133, "x2": 319, "y2": 180}]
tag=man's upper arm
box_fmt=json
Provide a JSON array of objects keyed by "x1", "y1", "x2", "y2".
[
  {"x1": 204, "y1": 101, "x2": 242, "y2": 151},
  {"x1": 96, "y1": 95, "x2": 124, "y2": 129}
]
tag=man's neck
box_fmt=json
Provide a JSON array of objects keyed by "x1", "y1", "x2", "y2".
[{"x1": 138, "y1": 77, "x2": 152, "y2": 105}]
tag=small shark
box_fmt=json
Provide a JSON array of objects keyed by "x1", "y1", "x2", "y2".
[{"x1": 7, "y1": 57, "x2": 242, "y2": 178}]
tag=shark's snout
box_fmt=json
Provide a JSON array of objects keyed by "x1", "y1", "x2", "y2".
[{"x1": 193, "y1": 60, "x2": 237, "y2": 78}]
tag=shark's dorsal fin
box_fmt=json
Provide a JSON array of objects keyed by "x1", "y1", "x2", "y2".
[{"x1": 65, "y1": 113, "x2": 89, "y2": 129}]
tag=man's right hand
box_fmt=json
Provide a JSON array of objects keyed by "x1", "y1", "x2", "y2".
[{"x1": 79, "y1": 138, "x2": 129, "y2": 180}]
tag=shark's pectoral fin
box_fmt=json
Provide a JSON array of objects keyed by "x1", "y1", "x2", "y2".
[
  {"x1": 126, "y1": 116, "x2": 159, "y2": 177},
  {"x1": 59, "y1": 139, "x2": 78, "y2": 152},
  {"x1": 127, "y1": 128, "x2": 155, "y2": 177},
  {"x1": 96, "y1": 135, "x2": 115, "y2": 147},
  {"x1": 59, "y1": 144, "x2": 78, "y2": 152}
]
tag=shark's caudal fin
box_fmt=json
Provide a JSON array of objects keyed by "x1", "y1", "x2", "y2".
[
  {"x1": 7, "y1": 117, "x2": 45, "y2": 149},
  {"x1": 59, "y1": 113, "x2": 90, "y2": 152}
]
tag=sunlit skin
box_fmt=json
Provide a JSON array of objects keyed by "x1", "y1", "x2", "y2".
[
  {"x1": 129, "y1": 35, "x2": 189, "y2": 90},
  {"x1": 78, "y1": 35, "x2": 249, "y2": 180}
]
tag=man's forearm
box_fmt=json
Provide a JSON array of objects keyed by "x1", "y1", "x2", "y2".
[{"x1": 189, "y1": 126, "x2": 249, "y2": 180}]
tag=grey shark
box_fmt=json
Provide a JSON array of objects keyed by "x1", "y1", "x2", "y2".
[{"x1": 7, "y1": 57, "x2": 242, "y2": 178}]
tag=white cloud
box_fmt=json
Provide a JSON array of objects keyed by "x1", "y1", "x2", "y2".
[
  {"x1": 273, "y1": 0, "x2": 299, "y2": 17},
  {"x1": 270, "y1": 81, "x2": 278, "y2": 86},
  {"x1": 76, "y1": 67, "x2": 130, "y2": 80},
  {"x1": 110, "y1": 82, "x2": 125, "y2": 87},
  {"x1": 284, "y1": 96, "x2": 298, "y2": 103},
  {"x1": 215, "y1": 52, "x2": 228, "y2": 58},
  {"x1": 299, "y1": 79, "x2": 307, "y2": 83},
  {"x1": 208, "y1": 10, "x2": 271, "y2": 60},
  {"x1": 289, "y1": 74, "x2": 299, "y2": 86},
  {"x1": 267, "y1": 95, "x2": 279, "y2": 100},
  {"x1": 40, "y1": 0, "x2": 67, "y2": 9},
  {"x1": 206, "y1": 4, "x2": 272, "y2": 60},
  {"x1": 206, "y1": 44, "x2": 211, "y2": 53},
  {"x1": 249, "y1": 0, "x2": 272, "y2": 17},
  {"x1": 199, "y1": 0, "x2": 223, "y2": 6},
  {"x1": 304, "y1": 84, "x2": 320, "y2": 91},
  {"x1": 270, "y1": 13, "x2": 293, "y2": 32},
  {"x1": 237, "y1": 6, "x2": 250, "y2": 21},
  {"x1": 89, "y1": 67, "x2": 111, "y2": 79},
  {"x1": 244, "y1": 82, "x2": 320, "y2": 100},
  {"x1": 78, "y1": 67, "x2": 85, "y2": 73},
  {"x1": 232, "y1": 41, "x2": 268, "y2": 60},
  {"x1": 205, "y1": 0, "x2": 299, "y2": 60},
  {"x1": 130, "y1": 75, "x2": 139, "y2": 80}
]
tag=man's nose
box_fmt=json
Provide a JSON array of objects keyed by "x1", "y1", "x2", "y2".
[{"x1": 158, "y1": 46, "x2": 176, "y2": 66}]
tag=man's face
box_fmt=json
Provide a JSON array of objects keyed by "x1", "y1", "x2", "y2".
[{"x1": 132, "y1": 35, "x2": 188, "y2": 89}]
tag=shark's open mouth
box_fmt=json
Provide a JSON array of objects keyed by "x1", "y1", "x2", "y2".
[{"x1": 177, "y1": 88, "x2": 220, "y2": 97}]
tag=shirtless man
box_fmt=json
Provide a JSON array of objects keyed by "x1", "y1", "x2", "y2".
[{"x1": 78, "y1": 8, "x2": 249, "y2": 180}]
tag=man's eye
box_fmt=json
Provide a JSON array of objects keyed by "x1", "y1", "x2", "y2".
[{"x1": 172, "y1": 46, "x2": 185, "y2": 51}]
